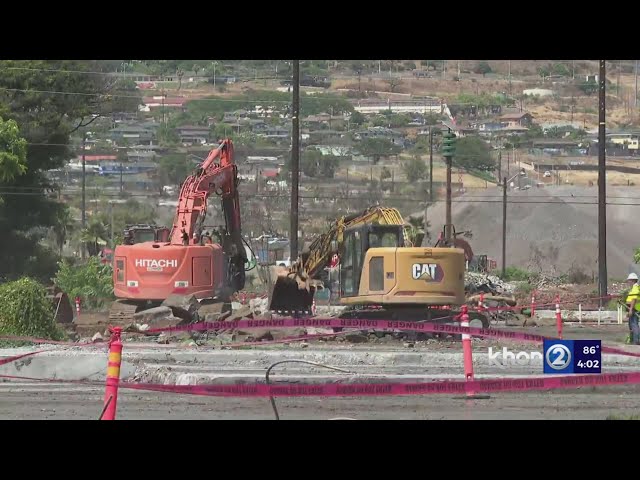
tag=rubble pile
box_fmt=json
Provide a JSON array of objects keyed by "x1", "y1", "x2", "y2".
[{"x1": 465, "y1": 272, "x2": 515, "y2": 295}]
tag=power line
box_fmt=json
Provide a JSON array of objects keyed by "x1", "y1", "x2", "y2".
[{"x1": 4, "y1": 189, "x2": 640, "y2": 206}]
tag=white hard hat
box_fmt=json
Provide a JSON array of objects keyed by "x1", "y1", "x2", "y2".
[{"x1": 627, "y1": 273, "x2": 638, "y2": 281}]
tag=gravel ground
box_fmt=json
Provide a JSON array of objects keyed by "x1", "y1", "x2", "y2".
[{"x1": 1, "y1": 383, "x2": 640, "y2": 420}]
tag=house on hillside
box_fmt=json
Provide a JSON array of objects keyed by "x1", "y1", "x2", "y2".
[
  {"x1": 140, "y1": 97, "x2": 186, "y2": 112},
  {"x1": 176, "y1": 125, "x2": 211, "y2": 145},
  {"x1": 499, "y1": 112, "x2": 533, "y2": 127},
  {"x1": 607, "y1": 131, "x2": 640, "y2": 151},
  {"x1": 354, "y1": 127, "x2": 406, "y2": 147},
  {"x1": 529, "y1": 139, "x2": 587, "y2": 156},
  {"x1": 110, "y1": 125, "x2": 155, "y2": 146}
]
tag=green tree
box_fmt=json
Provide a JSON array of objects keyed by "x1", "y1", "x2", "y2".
[
  {"x1": 301, "y1": 149, "x2": 320, "y2": 177},
  {"x1": 0, "y1": 60, "x2": 139, "y2": 281},
  {"x1": 53, "y1": 257, "x2": 114, "y2": 310},
  {"x1": 578, "y1": 81, "x2": 598, "y2": 96},
  {"x1": 358, "y1": 138, "x2": 402, "y2": 164},
  {"x1": 158, "y1": 154, "x2": 196, "y2": 188},
  {"x1": 51, "y1": 206, "x2": 77, "y2": 257},
  {"x1": 157, "y1": 124, "x2": 179, "y2": 146},
  {"x1": 349, "y1": 111, "x2": 366, "y2": 126},
  {"x1": 552, "y1": 63, "x2": 570, "y2": 77},
  {"x1": 403, "y1": 155, "x2": 427, "y2": 182},
  {"x1": 0, "y1": 278, "x2": 64, "y2": 340},
  {"x1": 474, "y1": 61, "x2": 492, "y2": 77},
  {"x1": 452, "y1": 136, "x2": 495, "y2": 171},
  {"x1": 0, "y1": 117, "x2": 27, "y2": 182},
  {"x1": 538, "y1": 65, "x2": 551, "y2": 78},
  {"x1": 80, "y1": 218, "x2": 108, "y2": 257}
]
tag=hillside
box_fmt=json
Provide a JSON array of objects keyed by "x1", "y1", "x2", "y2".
[{"x1": 418, "y1": 185, "x2": 640, "y2": 280}]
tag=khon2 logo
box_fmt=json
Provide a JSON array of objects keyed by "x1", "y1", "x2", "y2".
[{"x1": 543, "y1": 340, "x2": 574, "y2": 374}]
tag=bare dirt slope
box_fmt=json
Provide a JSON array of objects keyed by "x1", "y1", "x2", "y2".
[{"x1": 421, "y1": 186, "x2": 640, "y2": 279}]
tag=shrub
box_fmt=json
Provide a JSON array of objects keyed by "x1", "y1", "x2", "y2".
[
  {"x1": 0, "y1": 278, "x2": 64, "y2": 340},
  {"x1": 501, "y1": 266, "x2": 530, "y2": 282},
  {"x1": 53, "y1": 257, "x2": 114, "y2": 310}
]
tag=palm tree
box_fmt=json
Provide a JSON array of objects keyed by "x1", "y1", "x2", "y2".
[
  {"x1": 52, "y1": 206, "x2": 77, "y2": 256},
  {"x1": 81, "y1": 218, "x2": 108, "y2": 257}
]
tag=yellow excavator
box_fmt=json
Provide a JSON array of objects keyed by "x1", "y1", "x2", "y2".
[{"x1": 268, "y1": 206, "x2": 489, "y2": 328}]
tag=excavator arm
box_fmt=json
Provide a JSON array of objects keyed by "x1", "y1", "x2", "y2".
[
  {"x1": 169, "y1": 139, "x2": 247, "y2": 291},
  {"x1": 269, "y1": 206, "x2": 409, "y2": 312}
]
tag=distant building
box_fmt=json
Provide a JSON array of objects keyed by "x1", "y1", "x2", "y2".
[
  {"x1": 176, "y1": 125, "x2": 211, "y2": 144},
  {"x1": 109, "y1": 125, "x2": 155, "y2": 146},
  {"x1": 499, "y1": 112, "x2": 533, "y2": 127}
]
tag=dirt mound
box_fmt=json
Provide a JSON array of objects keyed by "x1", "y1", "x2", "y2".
[{"x1": 420, "y1": 186, "x2": 639, "y2": 279}]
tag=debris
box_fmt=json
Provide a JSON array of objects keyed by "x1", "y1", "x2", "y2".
[
  {"x1": 91, "y1": 332, "x2": 103, "y2": 343},
  {"x1": 249, "y1": 296, "x2": 269, "y2": 315},
  {"x1": 226, "y1": 305, "x2": 254, "y2": 322},
  {"x1": 133, "y1": 306, "x2": 182, "y2": 330},
  {"x1": 306, "y1": 327, "x2": 335, "y2": 336},
  {"x1": 403, "y1": 342, "x2": 415, "y2": 348},
  {"x1": 344, "y1": 332, "x2": 369, "y2": 343},
  {"x1": 156, "y1": 333, "x2": 170, "y2": 344},
  {"x1": 270, "y1": 328, "x2": 307, "y2": 340},
  {"x1": 465, "y1": 272, "x2": 515, "y2": 295},
  {"x1": 234, "y1": 329, "x2": 272, "y2": 341},
  {"x1": 300, "y1": 342, "x2": 309, "y2": 348},
  {"x1": 161, "y1": 294, "x2": 200, "y2": 323}
]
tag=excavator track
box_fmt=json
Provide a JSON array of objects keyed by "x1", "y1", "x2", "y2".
[{"x1": 108, "y1": 299, "x2": 142, "y2": 324}]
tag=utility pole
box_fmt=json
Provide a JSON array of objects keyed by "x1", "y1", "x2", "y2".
[
  {"x1": 109, "y1": 201, "x2": 115, "y2": 249},
  {"x1": 598, "y1": 60, "x2": 607, "y2": 308},
  {"x1": 429, "y1": 126, "x2": 434, "y2": 202},
  {"x1": 290, "y1": 60, "x2": 300, "y2": 261},
  {"x1": 508, "y1": 60, "x2": 512, "y2": 95},
  {"x1": 502, "y1": 176, "x2": 507, "y2": 277},
  {"x1": 119, "y1": 163, "x2": 123, "y2": 193},
  {"x1": 81, "y1": 132, "x2": 87, "y2": 260},
  {"x1": 442, "y1": 130, "x2": 455, "y2": 245},
  {"x1": 635, "y1": 59, "x2": 638, "y2": 108}
]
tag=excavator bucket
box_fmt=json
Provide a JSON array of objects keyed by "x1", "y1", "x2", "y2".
[{"x1": 267, "y1": 265, "x2": 317, "y2": 312}]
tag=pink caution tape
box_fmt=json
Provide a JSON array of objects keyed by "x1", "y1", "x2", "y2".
[
  {"x1": 1, "y1": 371, "x2": 639, "y2": 398},
  {"x1": 0, "y1": 350, "x2": 50, "y2": 367},
  {"x1": 117, "y1": 371, "x2": 640, "y2": 397}
]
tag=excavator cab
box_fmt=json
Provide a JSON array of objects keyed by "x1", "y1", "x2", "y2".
[
  {"x1": 340, "y1": 224, "x2": 403, "y2": 297},
  {"x1": 123, "y1": 224, "x2": 170, "y2": 245}
]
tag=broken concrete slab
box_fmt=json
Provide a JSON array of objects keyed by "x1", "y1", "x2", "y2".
[
  {"x1": 162, "y1": 294, "x2": 200, "y2": 323},
  {"x1": 233, "y1": 329, "x2": 272, "y2": 342},
  {"x1": 133, "y1": 307, "x2": 183, "y2": 330},
  {"x1": 270, "y1": 328, "x2": 307, "y2": 340},
  {"x1": 345, "y1": 333, "x2": 369, "y2": 343},
  {"x1": 226, "y1": 305, "x2": 254, "y2": 322},
  {"x1": 91, "y1": 332, "x2": 104, "y2": 343}
]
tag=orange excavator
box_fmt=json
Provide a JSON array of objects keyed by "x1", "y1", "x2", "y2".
[{"x1": 109, "y1": 139, "x2": 247, "y2": 322}]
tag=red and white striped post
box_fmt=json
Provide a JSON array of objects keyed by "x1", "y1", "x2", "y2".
[
  {"x1": 555, "y1": 294, "x2": 563, "y2": 339},
  {"x1": 100, "y1": 327, "x2": 123, "y2": 420},
  {"x1": 460, "y1": 305, "x2": 475, "y2": 385},
  {"x1": 455, "y1": 305, "x2": 490, "y2": 399},
  {"x1": 478, "y1": 292, "x2": 485, "y2": 313},
  {"x1": 531, "y1": 291, "x2": 536, "y2": 319},
  {"x1": 75, "y1": 296, "x2": 81, "y2": 319}
]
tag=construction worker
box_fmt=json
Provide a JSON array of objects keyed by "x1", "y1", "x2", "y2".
[{"x1": 625, "y1": 273, "x2": 640, "y2": 345}]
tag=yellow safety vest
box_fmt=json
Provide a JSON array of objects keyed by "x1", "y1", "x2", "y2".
[{"x1": 626, "y1": 283, "x2": 640, "y2": 311}]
